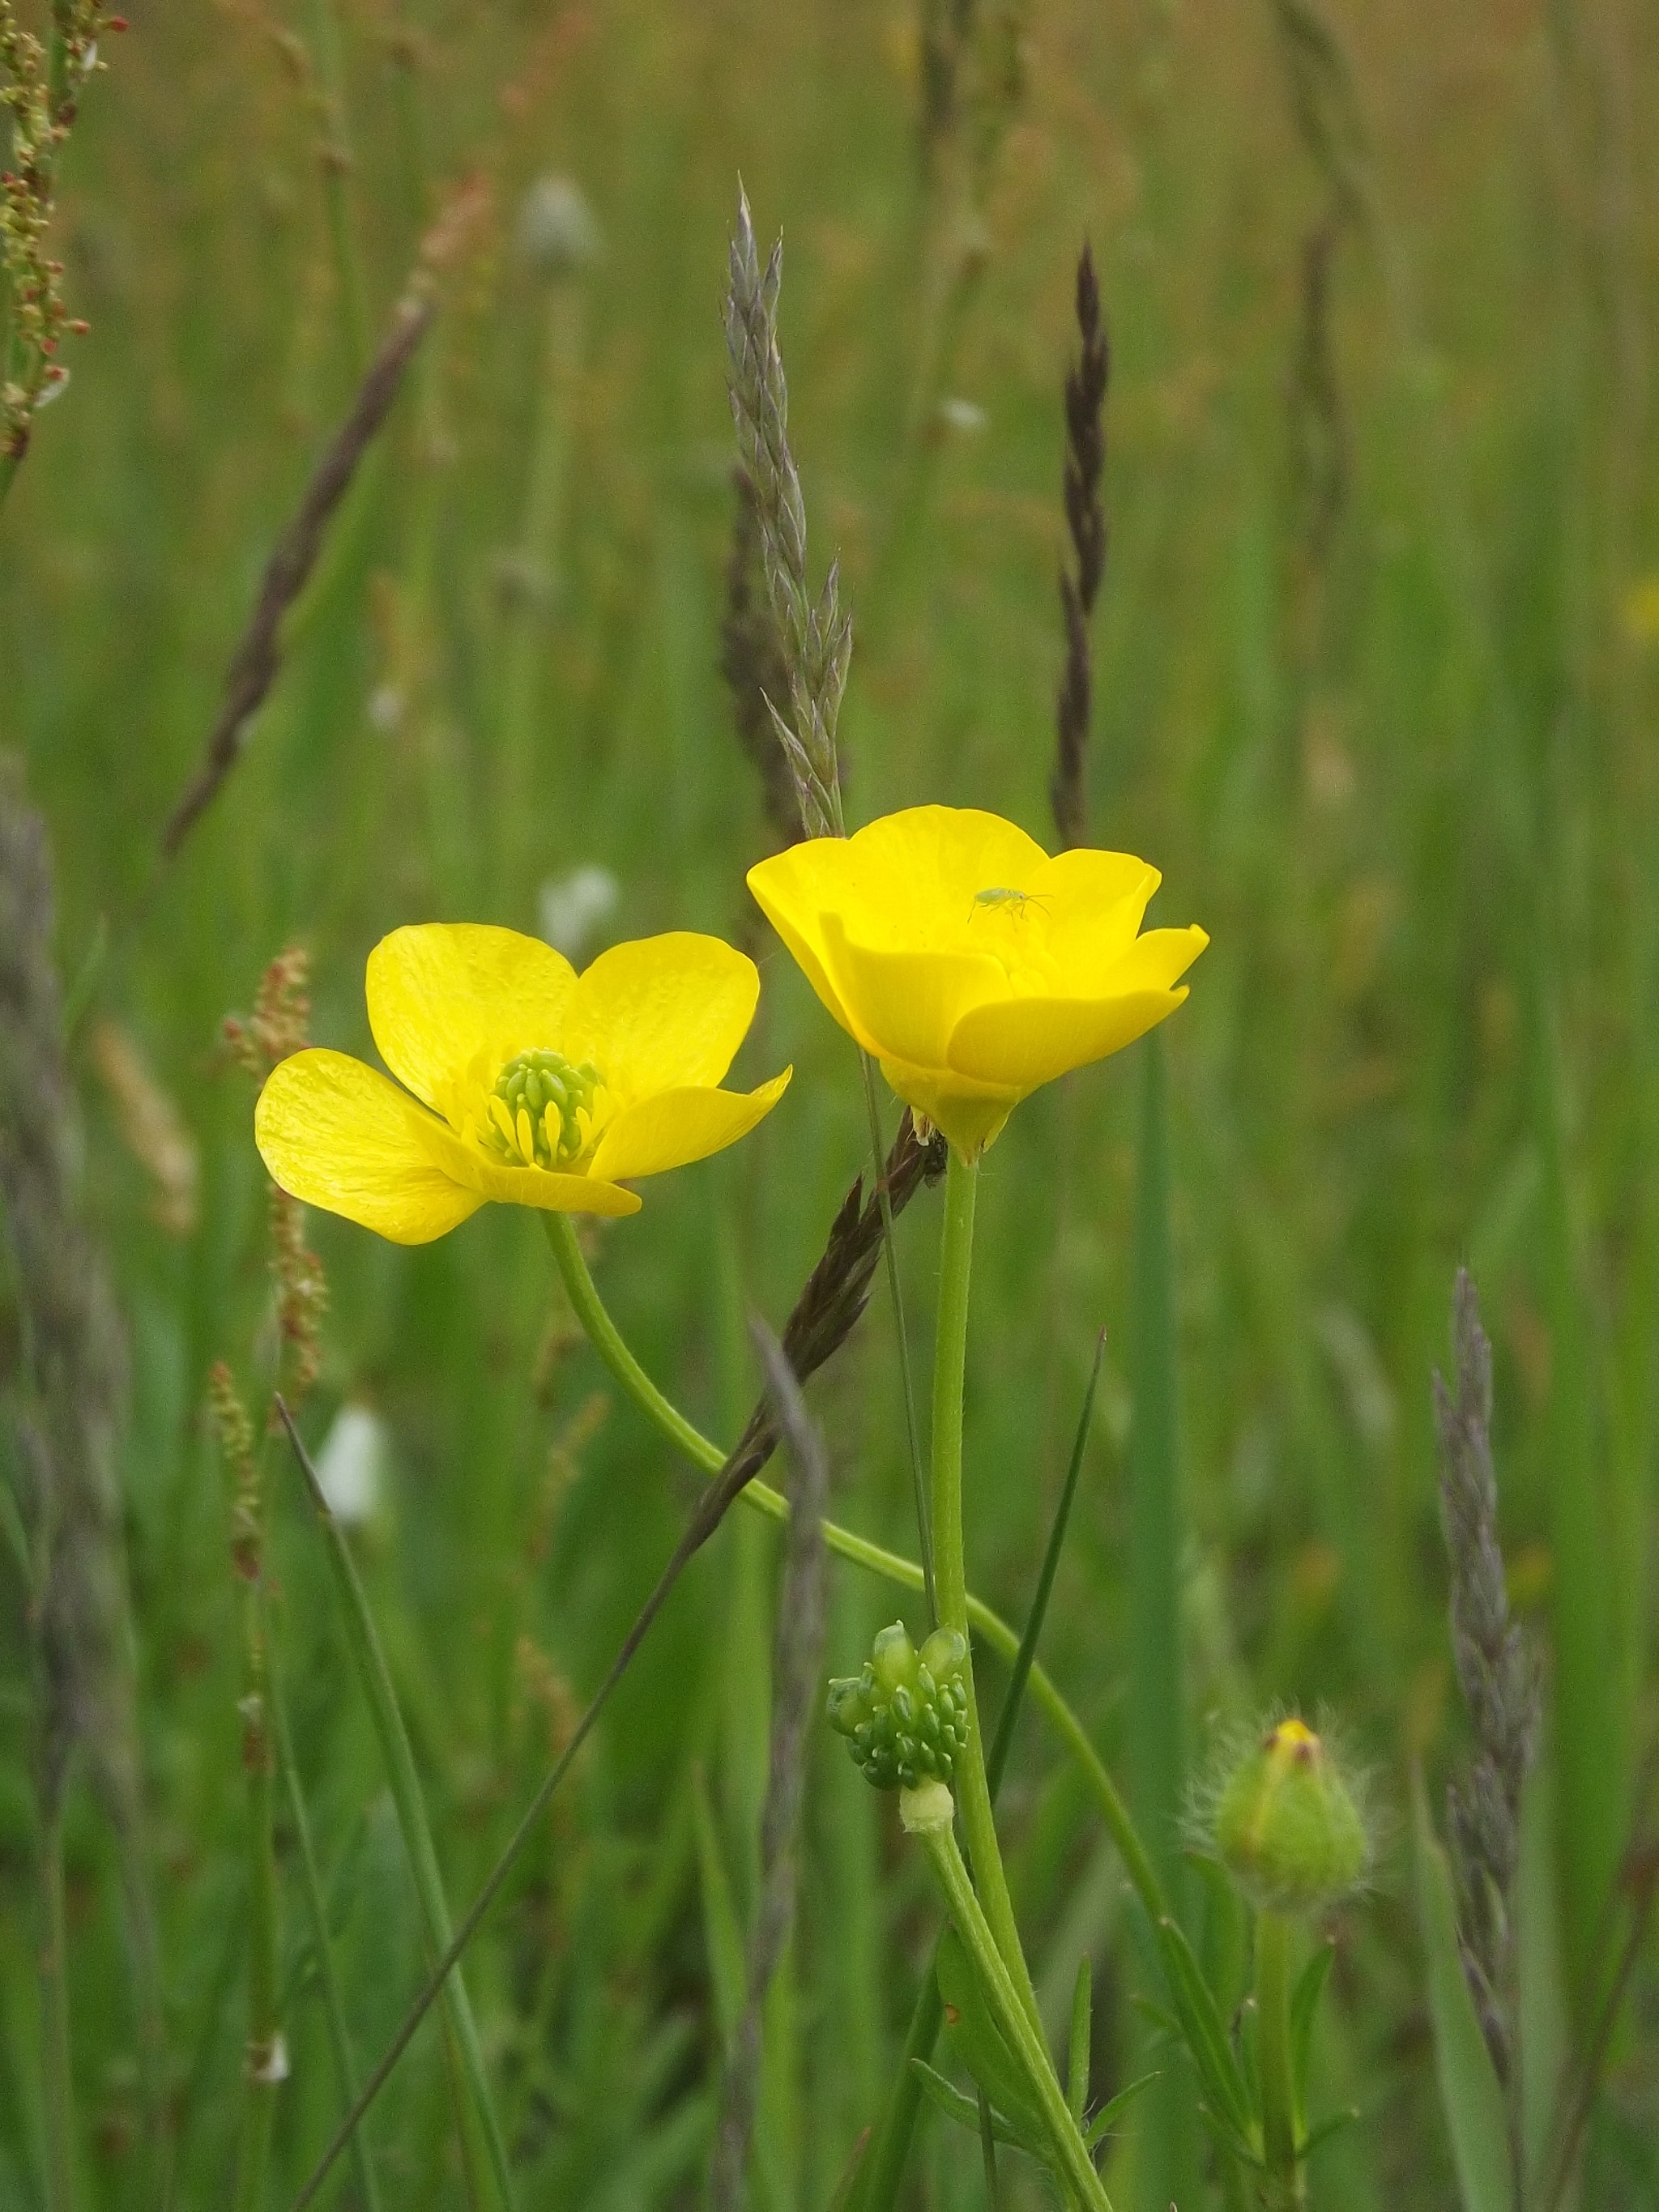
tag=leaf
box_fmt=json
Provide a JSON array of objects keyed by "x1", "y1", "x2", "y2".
[
  {"x1": 1299, "y1": 2107, "x2": 1361, "y2": 2159},
  {"x1": 906, "y1": 2061, "x2": 1044, "y2": 2159},
  {"x1": 1195, "y1": 2100, "x2": 1264, "y2": 2168},
  {"x1": 823, "y1": 2126, "x2": 870, "y2": 2212},
  {"x1": 1154, "y1": 1916, "x2": 1256, "y2": 2147},
  {"x1": 935, "y1": 1928, "x2": 1043, "y2": 2135},
  {"x1": 1085, "y1": 2071, "x2": 1161, "y2": 2149},
  {"x1": 1290, "y1": 1939, "x2": 1336, "y2": 2113},
  {"x1": 1412, "y1": 1769, "x2": 1514, "y2": 2212},
  {"x1": 690, "y1": 1765, "x2": 746, "y2": 2045},
  {"x1": 1068, "y1": 1956, "x2": 1092, "y2": 2123}
]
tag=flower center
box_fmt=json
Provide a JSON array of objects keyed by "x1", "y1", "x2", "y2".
[{"x1": 484, "y1": 1049, "x2": 602, "y2": 1170}]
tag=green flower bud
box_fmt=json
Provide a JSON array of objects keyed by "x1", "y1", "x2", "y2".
[
  {"x1": 826, "y1": 1621, "x2": 970, "y2": 1792},
  {"x1": 1211, "y1": 1717, "x2": 1368, "y2": 1916}
]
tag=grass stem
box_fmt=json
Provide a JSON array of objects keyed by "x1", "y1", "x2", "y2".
[
  {"x1": 280, "y1": 1407, "x2": 516, "y2": 2210},
  {"x1": 271, "y1": 1671, "x2": 384, "y2": 2212},
  {"x1": 39, "y1": 1799, "x2": 75, "y2": 2212}
]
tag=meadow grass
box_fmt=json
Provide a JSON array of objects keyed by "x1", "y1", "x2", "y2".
[{"x1": 2, "y1": 0, "x2": 1656, "y2": 2205}]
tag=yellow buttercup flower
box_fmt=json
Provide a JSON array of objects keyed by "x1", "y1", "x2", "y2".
[
  {"x1": 255, "y1": 924, "x2": 791, "y2": 1244},
  {"x1": 747, "y1": 805, "x2": 1205, "y2": 1156}
]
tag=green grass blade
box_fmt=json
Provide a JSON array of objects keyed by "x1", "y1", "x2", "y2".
[
  {"x1": 1289, "y1": 1940, "x2": 1336, "y2": 2116},
  {"x1": 283, "y1": 1415, "x2": 517, "y2": 2210},
  {"x1": 1529, "y1": 953, "x2": 1629, "y2": 2014},
  {"x1": 1085, "y1": 2072, "x2": 1161, "y2": 2150},
  {"x1": 1128, "y1": 1032, "x2": 1201, "y2": 2208},
  {"x1": 1412, "y1": 1770, "x2": 1513, "y2": 2212},
  {"x1": 1151, "y1": 1918, "x2": 1255, "y2": 2150},
  {"x1": 692, "y1": 1766, "x2": 748, "y2": 2044},
  {"x1": 1068, "y1": 1955, "x2": 1092, "y2": 2124},
  {"x1": 271, "y1": 1673, "x2": 382, "y2": 2212}
]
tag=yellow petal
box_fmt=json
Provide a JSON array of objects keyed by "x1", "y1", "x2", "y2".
[
  {"x1": 749, "y1": 805, "x2": 1053, "y2": 969},
  {"x1": 945, "y1": 927, "x2": 1209, "y2": 1092},
  {"x1": 847, "y1": 807, "x2": 1051, "y2": 938},
  {"x1": 255, "y1": 1050, "x2": 485, "y2": 1246},
  {"x1": 562, "y1": 933, "x2": 761, "y2": 1102},
  {"x1": 818, "y1": 912, "x2": 1008, "y2": 1068},
  {"x1": 946, "y1": 990, "x2": 1188, "y2": 1093},
  {"x1": 1025, "y1": 850, "x2": 1161, "y2": 973},
  {"x1": 366, "y1": 923, "x2": 577, "y2": 1111},
  {"x1": 745, "y1": 847, "x2": 855, "y2": 1036},
  {"x1": 420, "y1": 1117, "x2": 642, "y2": 1218},
  {"x1": 874, "y1": 1055, "x2": 1017, "y2": 1159},
  {"x1": 587, "y1": 1069, "x2": 792, "y2": 1183}
]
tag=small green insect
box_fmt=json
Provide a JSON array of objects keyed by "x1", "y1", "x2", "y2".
[{"x1": 968, "y1": 884, "x2": 1048, "y2": 923}]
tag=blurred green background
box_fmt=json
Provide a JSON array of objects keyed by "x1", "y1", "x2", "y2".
[{"x1": 2, "y1": 0, "x2": 1657, "y2": 2203}]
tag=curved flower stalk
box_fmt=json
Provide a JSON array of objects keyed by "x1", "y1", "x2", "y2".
[
  {"x1": 748, "y1": 803, "x2": 1206, "y2": 1157},
  {"x1": 256, "y1": 923, "x2": 791, "y2": 1241}
]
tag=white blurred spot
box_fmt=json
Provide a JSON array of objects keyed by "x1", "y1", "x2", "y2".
[
  {"x1": 538, "y1": 864, "x2": 619, "y2": 962},
  {"x1": 517, "y1": 175, "x2": 603, "y2": 279},
  {"x1": 368, "y1": 684, "x2": 403, "y2": 734},
  {"x1": 314, "y1": 1404, "x2": 386, "y2": 1526},
  {"x1": 936, "y1": 395, "x2": 987, "y2": 437}
]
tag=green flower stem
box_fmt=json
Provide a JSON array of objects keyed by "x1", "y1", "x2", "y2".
[
  {"x1": 291, "y1": 1438, "x2": 516, "y2": 2210},
  {"x1": 542, "y1": 1212, "x2": 1165, "y2": 1926},
  {"x1": 1256, "y1": 1912, "x2": 1303, "y2": 2210},
  {"x1": 858, "y1": 1058, "x2": 935, "y2": 1624},
  {"x1": 930, "y1": 1148, "x2": 1043, "y2": 2036},
  {"x1": 271, "y1": 1672, "x2": 383, "y2": 2212},
  {"x1": 39, "y1": 1800, "x2": 75, "y2": 2212},
  {"x1": 918, "y1": 1822, "x2": 1114, "y2": 2212}
]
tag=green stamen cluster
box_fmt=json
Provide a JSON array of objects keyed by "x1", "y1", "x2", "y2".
[
  {"x1": 488, "y1": 1049, "x2": 600, "y2": 1169},
  {"x1": 827, "y1": 1621, "x2": 970, "y2": 1792}
]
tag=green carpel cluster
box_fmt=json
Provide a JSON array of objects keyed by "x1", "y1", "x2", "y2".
[
  {"x1": 488, "y1": 1048, "x2": 599, "y2": 1169},
  {"x1": 827, "y1": 1621, "x2": 969, "y2": 1792}
]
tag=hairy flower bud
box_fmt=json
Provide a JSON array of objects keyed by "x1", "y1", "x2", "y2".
[
  {"x1": 826, "y1": 1621, "x2": 970, "y2": 1792},
  {"x1": 1210, "y1": 1717, "x2": 1367, "y2": 1916}
]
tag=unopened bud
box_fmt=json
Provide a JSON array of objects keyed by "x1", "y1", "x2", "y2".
[{"x1": 1210, "y1": 1717, "x2": 1367, "y2": 1916}]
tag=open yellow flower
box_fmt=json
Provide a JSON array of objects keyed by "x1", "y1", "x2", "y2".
[
  {"x1": 254, "y1": 924, "x2": 791, "y2": 1243},
  {"x1": 747, "y1": 805, "x2": 1205, "y2": 1156}
]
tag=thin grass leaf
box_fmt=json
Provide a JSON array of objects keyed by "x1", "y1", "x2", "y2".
[
  {"x1": 1067, "y1": 1955, "x2": 1091, "y2": 2124},
  {"x1": 986, "y1": 1329, "x2": 1106, "y2": 1794},
  {"x1": 1153, "y1": 1917, "x2": 1256, "y2": 2150},
  {"x1": 1290, "y1": 1940, "x2": 1336, "y2": 2115},
  {"x1": 1083, "y1": 2071, "x2": 1160, "y2": 2150},
  {"x1": 1412, "y1": 1770, "x2": 1513, "y2": 2212},
  {"x1": 281, "y1": 1409, "x2": 516, "y2": 2210},
  {"x1": 1130, "y1": 1034, "x2": 1202, "y2": 2204},
  {"x1": 271, "y1": 1674, "x2": 382, "y2": 2212},
  {"x1": 692, "y1": 1767, "x2": 747, "y2": 2044},
  {"x1": 1529, "y1": 956, "x2": 1627, "y2": 2015},
  {"x1": 906, "y1": 2061, "x2": 1043, "y2": 2158},
  {"x1": 1298, "y1": 2107, "x2": 1361, "y2": 2159},
  {"x1": 935, "y1": 1929, "x2": 1043, "y2": 2136}
]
